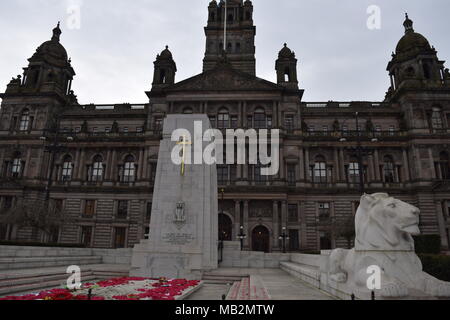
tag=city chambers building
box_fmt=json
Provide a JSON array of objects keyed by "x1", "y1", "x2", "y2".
[{"x1": 1, "y1": 0, "x2": 450, "y2": 252}]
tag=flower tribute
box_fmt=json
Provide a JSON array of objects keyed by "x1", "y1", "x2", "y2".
[{"x1": 0, "y1": 277, "x2": 201, "y2": 301}]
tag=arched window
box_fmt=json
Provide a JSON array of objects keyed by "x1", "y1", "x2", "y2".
[
  {"x1": 123, "y1": 155, "x2": 136, "y2": 183},
  {"x1": 431, "y1": 107, "x2": 444, "y2": 129},
  {"x1": 159, "y1": 69, "x2": 166, "y2": 84},
  {"x1": 90, "y1": 155, "x2": 104, "y2": 182},
  {"x1": 423, "y1": 64, "x2": 431, "y2": 79},
  {"x1": 314, "y1": 156, "x2": 327, "y2": 183},
  {"x1": 284, "y1": 67, "x2": 291, "y2": 82},
  {"x1": 62, "y1": 155, "x2": 73, "y2": 182},
  {"x1": 19, "y1": 109, "x2": 30, "y2": 131},
  {"x1": 218, "y1": 108, "x2": 230, "y2": 129},
  {"x1": 383, "y1": 156, "x2": 395, "y2": 183},
  {"x1": 236, "y1": 43, "x2": 241, "y2": 53},
  {"x1": 348, "y1": 158, "x2": 360, "y2": 184},
  {"x1": 11, "y1": 152, "x2": 22, "y2": 178},
  {"x1": 254, "y1": 108, "x2": 267, "y2": 129},
  {"x1": 439, "y1": 152, "x2": 450, "y2": 180}
]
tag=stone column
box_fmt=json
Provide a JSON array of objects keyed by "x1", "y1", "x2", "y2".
[
  {"x1": 339, "y1": 148, "x2": 345, "y2": 182},
  {"x1": 273, "y1": 201, "x2": 279, "y2": 249},
  {"x1": 402, "y1": 149, "x2": 410, "y2": 182},
  {"x1": 304, "y1": 147, "x2": 310, "y2": 181},
  {"x1": 436, "y1": 201, "x2": 449, "y2": 249},
  {"x1": 73, "y1": 149, "x2": 81, "y2": 180},
  {"x1": 142, "y1": 148, "x2": 149, "y2": 180},
  {"x1": 243, "y1": 200, "x2": 249, "y2": 249},
  {"x1": 299, "y1": 147, "x2": 305, "y2": 180},
  {"x1": 333, "y1": 148, "x2": 340, "y2": 182},
  {"x1": 367, "y1": 154, "x2": 375, "y2": 182},
  {"x1": 299, "y1": 202, "x2": 308, "y2": 249},
  {"x1": 281, "y1": 201, "x2": 287, "y2": 228},
  {"x1": 429, "y1": 148, "x2": 436, "y2": 179},
  {"x1": 77, "y1": 150, "x2": 85, "y2": 180},
  {"x1": 110, "y1": 150, "x2": 117, "y2": 181},
  {"x1": 137, "y1": 148, "x2": 144, "y2": 180},
  {"x1": 373, "y1": 149, "x2": 381, "y2": 181},
  {"x1": 234, "y1": 200, "x2": 241, "y2": 241},
  {"x1": 105, "y1": 150, "x2": 112, "y2": 180}
]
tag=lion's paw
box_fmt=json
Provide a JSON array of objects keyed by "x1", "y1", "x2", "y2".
[
  {"x1": 380, "y1": 282, "x2": 409, "y2": 298},
  {"x1": 330, "y1": 273, "x2": 347, "y2": 283},
  {"x1": 434, "y1": 282, "x2": 450, "y2": 297}
]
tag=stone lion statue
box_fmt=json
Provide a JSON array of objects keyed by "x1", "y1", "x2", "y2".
[{"x1": 328, "y1": 193, "x2": 450, "y2": 299}]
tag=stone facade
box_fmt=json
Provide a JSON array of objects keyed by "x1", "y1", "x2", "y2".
[{"x1": 1, "y1": 3, "x2": 450, "y2": 252}]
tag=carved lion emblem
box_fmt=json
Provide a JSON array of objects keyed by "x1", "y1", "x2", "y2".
[{"x1": 328, "y1": 193, "x2": 450, "y2": 299}]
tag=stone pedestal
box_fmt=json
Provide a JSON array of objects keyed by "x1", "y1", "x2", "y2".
[{"x1": 131, "y1": 115, "x2": 218, "y2": 280}]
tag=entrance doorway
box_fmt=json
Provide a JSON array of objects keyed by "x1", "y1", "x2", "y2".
[
  {"x1": 219, "y1": 213, "x2": 232, "y2": 241},
  {"x1": 252, "y1": 226, "x2": 270, "y2": 252}
]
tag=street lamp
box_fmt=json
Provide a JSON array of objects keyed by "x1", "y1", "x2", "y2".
[
  {"x1": 279, "y1": 227, "x2": 290, "y2": 253},
  {"x1": 237, "y1": 226, "x2": 246, "y2": 251},
  {"x1": 338, "y1": 112, "x2": 379, "y2": 194}
]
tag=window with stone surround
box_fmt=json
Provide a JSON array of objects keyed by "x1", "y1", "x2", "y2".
[
  {"x1": 284, "y1": 115, "x2": 294, "y2": 131},
  {"x1": 81, "y1": 226, "x2": 93, "y2": 247},
  {"x1": 217, "y1": 165, "x2": 229, "y2": 184},
  {"x1": 117, "y1": 200, "x2": 129, "y2": 220},
  {"x1": 113, "y1": 227, "x2": 127, "y2": 248},
  {"x1": 83, "y1": 200, "x2": 96, "y2": 218},
  {"x1": 11, "y1": 154, "x2": 23, "y2": 178},
  {"x1": 121, "y1": 155, "x2": 136, "y2": 183},
  {"x1": 218, "y1": 108, "x2": 230, "y2": 129},
  {"x1": 61, "y1": 155, "x2": 73, "y2": 182},
  {"x1": 288, "y1": 204, "x2": 298, "y2": 222},
  {"x1": 19, "y1": 109, "x2": 30, "y2": 131},
  {"x1": 383, "y1": 155, "x2": 396, "y2": 183},
  {"x1": 318, "y1": 202, "x2": 331, "y2": 222},
  {"x1": 287, "y1": 164, "x2": 296, "y2": 186},
  {"x1": 89, "y1": 155, "x2": 104, "y2": 182}
]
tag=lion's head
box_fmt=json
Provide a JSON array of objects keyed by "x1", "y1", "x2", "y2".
[{"x1": 355, "y1": 193, "x2": 421, "y2": 251}]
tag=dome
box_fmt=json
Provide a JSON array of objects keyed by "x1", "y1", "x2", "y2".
[
  {"x1": 30, "y1": 23, "x2": 68, "y2": 67},
  {"x1": 395, "y1": 14, "x2": 431, "y2": 56},
  {"x1": 159, "y1": 46, "x2": 173, "y2": 60},
  {"x1": 278, "y1": 43, "x2": 295, "y2": 59},
  {"x1": 396, "y1": 32, "x2": 431, "y2": 54}
]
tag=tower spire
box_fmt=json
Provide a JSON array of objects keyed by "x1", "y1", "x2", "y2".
[{"x1": 403, "y1": 13, "x2": 414, "y2": 33}]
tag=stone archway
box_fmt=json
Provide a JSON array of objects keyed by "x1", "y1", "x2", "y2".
[
  {"x1": 252, "y1": 225, "x2": 270, "y2": 253},
  {"x1": 219, "y1": 213, "x2": 233, "y2": 241}
]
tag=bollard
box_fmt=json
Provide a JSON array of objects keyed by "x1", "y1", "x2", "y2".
[
  {"x1": 371, "y1": 291, "x2": 375, "y2": 301},
  {"x1": 222, "y1": 294, "x2": 226, "y2": 301},
  {"x1": 351, "y1": 293, "x2": 355, "y2": 300},
  {"x1": 88, "y1": 289, "x2": 93, "y2": 301}
]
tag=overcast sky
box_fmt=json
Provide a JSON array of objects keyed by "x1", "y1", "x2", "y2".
[{"x1": 0, "y1": 0, "x2": 449, "y2": 104}]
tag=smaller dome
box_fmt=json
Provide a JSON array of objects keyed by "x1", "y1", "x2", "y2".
[
  {"x1": 278, "y1": 43, "x2": 295, "y2": 59},
  {"x1": 159, "y1": 46, "x2": 173, "y2": 60},
  {"x1": 30, "y1": 22, "x2": 68, "y2": 67}
]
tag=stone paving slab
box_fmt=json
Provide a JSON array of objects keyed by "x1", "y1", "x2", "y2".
[{"x1": 199, "y1": 268, "x2": 336, "y2": 300}]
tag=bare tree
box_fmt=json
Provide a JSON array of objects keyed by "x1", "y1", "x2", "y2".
[{"x1": 0, "y1": 198, "x2": 70, "y2": 242}]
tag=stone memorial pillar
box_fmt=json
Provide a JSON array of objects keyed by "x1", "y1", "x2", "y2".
[{"x1": 131, "y1": 114, "x2": 218, "y2": 280}]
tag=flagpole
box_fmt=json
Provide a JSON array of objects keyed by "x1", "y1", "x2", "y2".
[{"x1": 224, "y1": 0, "x2": 227, "y2": 52}]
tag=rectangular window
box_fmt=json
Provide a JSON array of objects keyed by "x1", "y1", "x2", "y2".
[
  {"x1": 318, "y1": 203, "x2": 331, "y2": 222},
  {"x1": 319, "y1": 231, "x2": 332, "y2": 250},
  {"x1": 117, "y1": 200, "x2": 128, "y2": 219},
  {"x1": 287, "y1": 164, "x2": 296, "y2": 186},
  {"x1": 81, "y1": 226, "x2": 93, "y2": 247},
  {"x1": 144, "y1": 227, "x2": 150, "y2": 240},
  {"x1": 217, "y1": 165, "x2": 229, "y2": 184},
  {"x1": 247, "y1": 116, "x2": 253, "y2": 128},
  {"x1": 123, "y1": 127, "x2": 129, "y2": 133},
  {"x1": 114, "y1": 227, "x2": 127, "y2": 248},
  {"x1": 289, "y1": 229, "x2": 300, "y2": 251},
  {"x1": 154, "y1": 117, "x2": 163, "y2": 131},
  {"x1": 136, "y1": 127, "x2": 143, "y2": 133},
  {"x1": 84, "y1": 200, "x2": 96, "y2": 218},
  {"x1": 348, "y1": 162, "x2": 360, "y2": 183},
  {"x1": 231, "y1": 116, "x2": 238, "y2": 128},
  {"x1": 389, "y1": 125, "x2": 396, "y2": 136},
  {"x1": 146, "y1": 202, "x2": 152, "y2": 221},
  {"x1": 288, "y1": 204, "x2": 298, "y2": 222},
  {"x1": 284, "y1": 115, "x2": 294, "y2": 130},
  {"x1": 3, "y1": 196, "x2": 13, "y2": 210},
  {"x1": 105, "y1": 127, "x2": 111, "y2": 133}
]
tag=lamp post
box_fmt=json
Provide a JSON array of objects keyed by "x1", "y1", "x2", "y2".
[
  {"x1": 338, "y1": 112, "x2": 378, "y2": 194},
  {"x1": 279, "y1": 227, "x2": 290, "y2": 253},
  {"x1": 237, "y1": 226, "x2": 246, "y2": 251},
  {"x1": 41, "y1": 118, "x2": 73, "y2": 201}
]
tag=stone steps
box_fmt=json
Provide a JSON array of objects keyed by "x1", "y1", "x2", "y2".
[
  {"x1": 224, "y1": 276, "x2": 270, "y2": 300},
  {"x1": 0, "y1": 264, "x2": 130, "y2": 297},
  {"x1": 202, "y1": 273, "x2": 247, "y2": 285},
  {"x1": 280, "y1": 261, "x2": 321, "y2": 288},
  {"x1": 0, "y1": 256, "x2": 102, "y2": 270}
]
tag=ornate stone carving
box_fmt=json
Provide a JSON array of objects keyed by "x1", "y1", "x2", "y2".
[{"x1": 328, "y1": 193, "x2": 450, "y2": 298}]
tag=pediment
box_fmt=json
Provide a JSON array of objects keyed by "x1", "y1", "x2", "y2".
[{"x1": 166, "y1": 63, "x2": 283, "y2": 92}]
